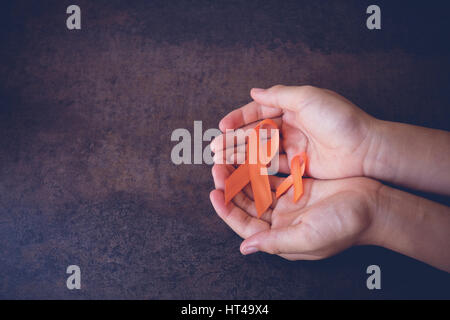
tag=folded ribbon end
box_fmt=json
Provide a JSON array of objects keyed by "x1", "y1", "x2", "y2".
[{"x1": 275, "y1": 153, "x2": 307, "y2": 203}]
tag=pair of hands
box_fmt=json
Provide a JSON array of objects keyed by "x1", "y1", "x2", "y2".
[{"x1": 209, "y1": 85, "x2": 385, "y2": 260}]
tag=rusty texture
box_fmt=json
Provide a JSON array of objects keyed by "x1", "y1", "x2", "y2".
[{"x1": 0, "y1": 0, "x2": 449, "y2": 299}]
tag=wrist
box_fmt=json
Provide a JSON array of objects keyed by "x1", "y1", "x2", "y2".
[
  {"x1": 360, "y1": 182, "x2": 450, "y2": 272},
  {"x1": 362, "y1": 118, "x2": 384, "y2": 179},
  {"x1": 356, "y1": 180, "x2": 391, "y2": 247}
]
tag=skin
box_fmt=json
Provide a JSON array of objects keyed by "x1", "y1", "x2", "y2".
[
  {"x1": 210, "y1": 85, "x2": 450, "y2": 194},
  {"x1": 209, "y1": 85, "x2": 450, "y2": 272},
  {"x1": 211, "y1": 164, "x2": 381, "y2": 261}
]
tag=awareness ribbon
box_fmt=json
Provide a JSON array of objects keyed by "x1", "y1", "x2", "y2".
[
  {"x1": 275, "y1": 152, "x2": 308, "y2": 202},
  {"x1": 224, "y1": 119, "x2": 308, "y2": 218},
  {"x1": 224, "y1": 119, "x2": 279, "y2": 217}
]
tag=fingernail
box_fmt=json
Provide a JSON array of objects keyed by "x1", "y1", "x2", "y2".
[
  {"x1": 242, "y1": 246, "x2": 259, "y2": 255},
  {"x1": 252, "y1": 88, "x2": 266, "y2": 94}
]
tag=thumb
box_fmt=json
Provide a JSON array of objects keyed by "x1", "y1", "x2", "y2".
[
  {"x1": 250, "y1": 85, "x2": 321, "y2": 113},
  {"x1": 240, "y1": 224, "x2": 309, "y2": 255}
]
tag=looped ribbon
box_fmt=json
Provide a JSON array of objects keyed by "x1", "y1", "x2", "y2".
[
  {"x1": 225, "y1": 119, "x2": 279, "y2": 217},
  {"x1": 275, "y1": 152, "x2": 307, "y2": 202},
  {"x1": 224, "y1": 119, "x2": 308, "y2": 218}
]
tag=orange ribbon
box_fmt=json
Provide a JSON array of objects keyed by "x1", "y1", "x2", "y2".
[
  {"x1": 275, "y1": 152, "x2": 307, "y2": 202},
  {"x1": 225, "y1": 119, "x2": 279, "y2": 217},
  {"x1": 224, "y1": 119, "x2": 307, "y2": 218}
]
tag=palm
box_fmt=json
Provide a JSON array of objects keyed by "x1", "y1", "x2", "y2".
[
  {"x1": 278, "y1": 88, "x2": 373, "y2": 179},
  {"x1": 269, "y1": 177, "x2": 373, "y2": 260},
  {"x1": 212, "y1": 87, "x2": 374, "y2": 180},
  {"x1": 210, "y1": 164, "x2": 378, "y2": 260}
]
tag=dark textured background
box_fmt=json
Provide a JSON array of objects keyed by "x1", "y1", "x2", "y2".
[{"x1": 0, "y1": 0, "x2": 449, "y2": 299}]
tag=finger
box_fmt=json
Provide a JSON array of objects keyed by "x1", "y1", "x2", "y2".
[
  {"x1": 213, "y1": 145, "x2": 287, "y2": 166},
  {"x1": 250, "y1": 85, "x2": 323, "y2": 113},
  {"x1": 212, "y1": 164, "x2": 234, "y2": 190},
  {"x1": 216, "y1": 147, "x2": 286, "y2": 167},
  {"x1": 211, "y1": 135, "x2": 285, "y2": 158},
  {"x1": 215, "y1": 149, "x2": 289, "y2": 175},
  {"x1": 281, "y1": 122, "x2": 307, "y2": 165},
  {"x1": 213, "y1": 147, "x2": 247, "y2": 165},
  {"x1": 210, "y1": 190, "x2": 270, "y2": 239},
  {"x1": 240, "y1": 224, "x2": 310, "y2": 255},
  {"x1": 211, "y1": 117, "x2": 282, "y2": 153},
  {"x1": 279, "y1": 253, "x2": 324, "y2": 261},
  {"x1": 219, "y1": 101, "x2": 282, "y2": 132}
]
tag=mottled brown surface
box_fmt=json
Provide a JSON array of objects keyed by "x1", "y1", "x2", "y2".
[{"x1": 0, "y1": 0, "x2": 449, "y2": 299}]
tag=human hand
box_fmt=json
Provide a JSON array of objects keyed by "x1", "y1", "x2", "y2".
[
  {"x1": 210, "y1": 164, "x2": 382, "y2": 260},
  {"x1": 209, "y1": 85, "x2": 450, "y2": 270},
  {"x1": 211, "y1": 85, "x2": 376, "y2": 180}
]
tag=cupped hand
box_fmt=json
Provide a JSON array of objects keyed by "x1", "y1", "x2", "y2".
[
  {"x1": 210, "y1": 164, "x2": 382, "y2": 260},
  {"x1": 211, "y1": 85, "x2": 376, "y2": 180}
]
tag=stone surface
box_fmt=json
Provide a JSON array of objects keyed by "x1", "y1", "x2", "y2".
[{"x1": 0, "y1": 0, "x2": 449, "y2": 299}]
